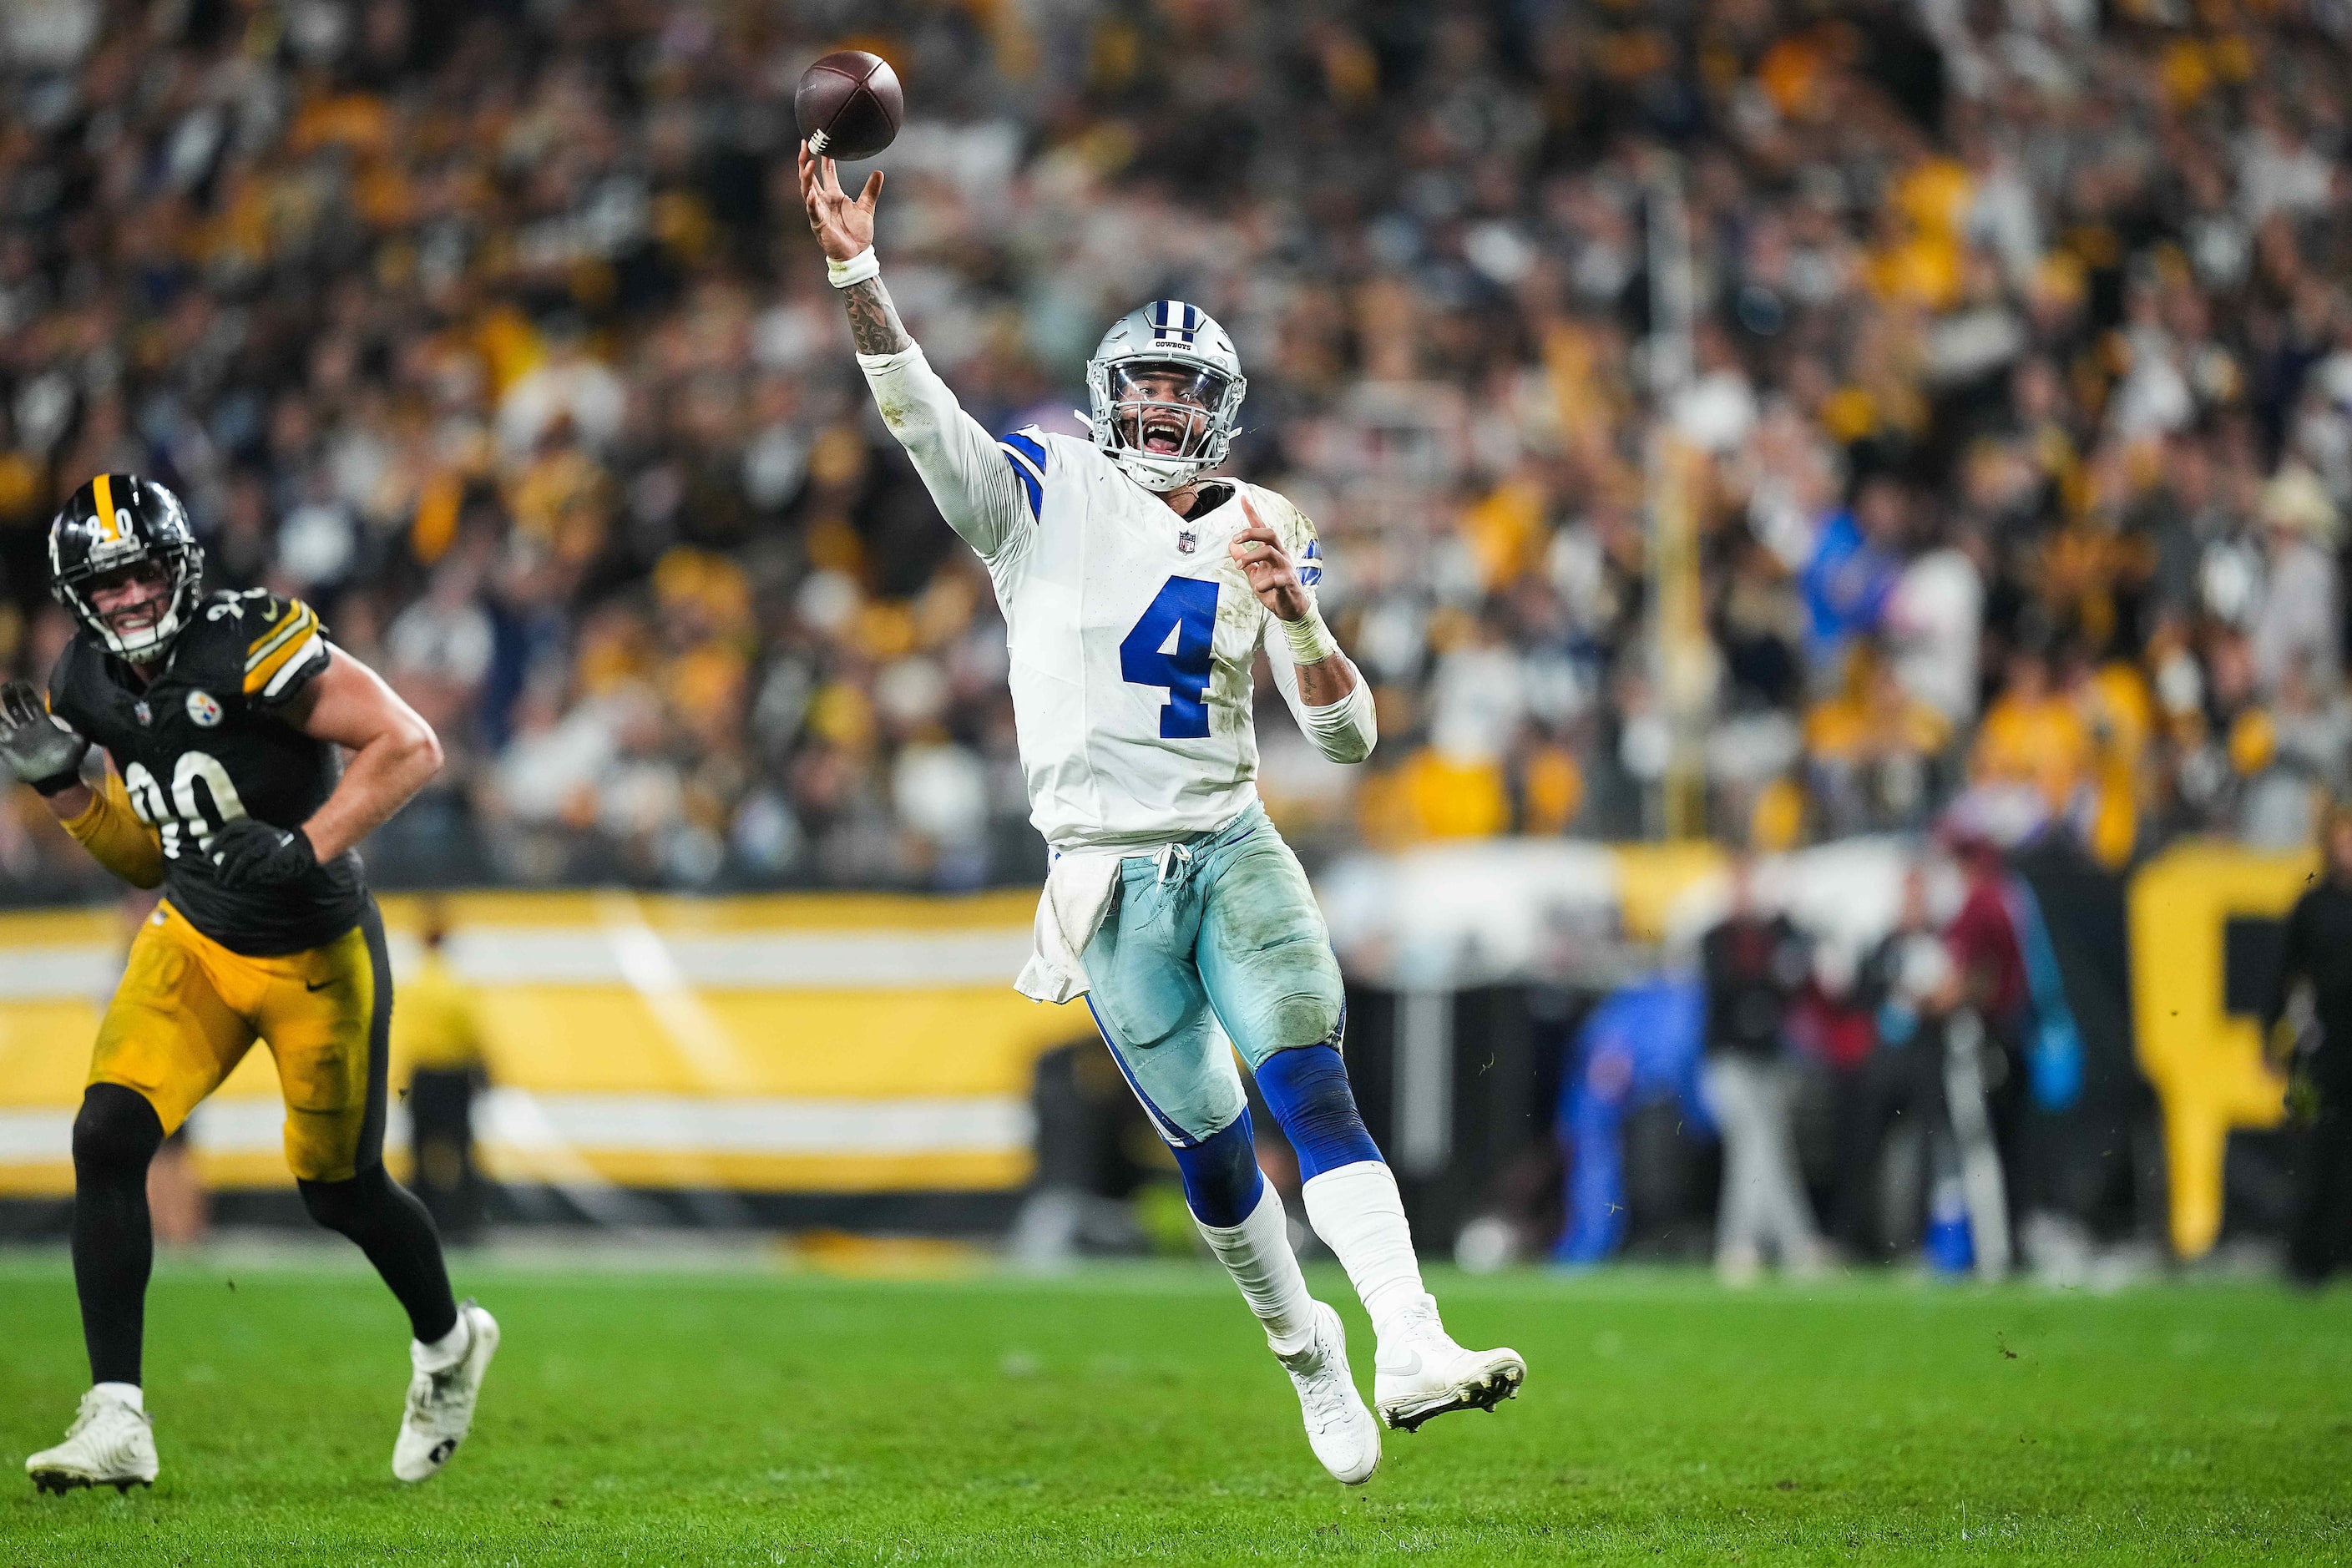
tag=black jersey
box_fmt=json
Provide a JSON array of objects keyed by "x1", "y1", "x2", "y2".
[{"x1": 48, "y1": 588, "x2": 368, "y2": 956}]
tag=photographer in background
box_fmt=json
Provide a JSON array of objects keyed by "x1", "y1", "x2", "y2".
[{"x1": 1837, "y1": 863, "x2": 1950, "y2": 1258}]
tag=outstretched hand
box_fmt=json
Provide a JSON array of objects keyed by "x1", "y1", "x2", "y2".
[
  {"x1": 1228, "y1": 495, "x2": 1311, "y2": 623},
  {"x1": 797, "y1": 139, "x2": 883, "y2": 262},
  {"x1": 0, "y1": 680, "x2": 89, "y2": 794}
]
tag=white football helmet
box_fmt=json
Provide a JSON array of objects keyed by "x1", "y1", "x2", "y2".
[{"x1": 1085, "y1": 301, "x2": 1247, "y2": 492}]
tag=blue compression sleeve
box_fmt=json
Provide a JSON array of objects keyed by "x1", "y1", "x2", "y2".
[
  {"x1": 1171, "y1": 1109, "x2": 1265, "y2": 1227},
  {"x1": 1254, "y1": 1044, "x2": 1383, "y2": 1181}
]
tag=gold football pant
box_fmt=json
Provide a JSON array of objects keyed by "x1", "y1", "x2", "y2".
[{"x1": 89, "y1": 898, "x2": 392, "y2": 1182}]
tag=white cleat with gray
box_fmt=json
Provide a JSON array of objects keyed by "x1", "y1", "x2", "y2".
[
  {"x1": 1278, "y1": 1301, "x2": 1382, "y2": 1485},
  {"x1": 1373, "y1": 1297, "x2": 1527, "y2": 1433},
  {"x1": 26, "y1": 1388, "x2": 159, "y2": 1495},
  {"x1": 392, "y1": 1298, "x2": 499, "y2": 1483}
]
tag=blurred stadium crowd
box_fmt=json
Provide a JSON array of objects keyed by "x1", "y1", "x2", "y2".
[{"x1": 4, "y1": 0, "x2": 2352, "y2": 899}]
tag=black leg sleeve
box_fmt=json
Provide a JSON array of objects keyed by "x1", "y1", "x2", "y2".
[
  {"x1": 298, "y1": 1164, "x2": 459, "y2": 1344},
  {"x1": 71, "y1": 1084, "x2": 165, "y2": 1387}
]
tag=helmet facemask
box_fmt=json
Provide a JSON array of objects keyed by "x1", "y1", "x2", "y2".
[
  {"x1": 1086, "y1": 302, "x2": 1247, "y2": 493},
  {"x1": 1090, "y1": 361, "x2": 1244, "y2": 492},
  {"x1": 60, "y1": 556, "x2": 197, "y2": 664},
  {"x1": 50, "y1": 476, "x2": 205, "y2": 665}
]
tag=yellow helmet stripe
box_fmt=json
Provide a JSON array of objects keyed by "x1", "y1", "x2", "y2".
[{"x1": 90, "y1": 474, "x2": 119, "y2": 544}]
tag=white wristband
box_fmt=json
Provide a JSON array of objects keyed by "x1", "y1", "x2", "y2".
[
  {"x1": 1281, "y1": 603, "x2": 1340, "y2": 666},
  {"x1": 827, "y1": 247, "x2": 879, "y2": 289}
]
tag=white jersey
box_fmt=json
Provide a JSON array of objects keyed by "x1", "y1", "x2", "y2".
[{"x1": 860, "y1": 344, "x2": 1337, "y2": 852}]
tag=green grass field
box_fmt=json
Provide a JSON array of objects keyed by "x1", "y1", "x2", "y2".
[{"x1": 0, "y1": 1250, "x2": 2345, "y2": 1565}]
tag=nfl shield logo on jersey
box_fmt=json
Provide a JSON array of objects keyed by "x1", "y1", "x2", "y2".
[
  {"x1": 185, "y1": 690, "x2": 223, "y2": 728},
  {"x1": 132, "y1": 699, "x2": 149, "y2": 726},
  {"x1": 1176, "y1": 529, "x2": 1196, "y2": 554}
]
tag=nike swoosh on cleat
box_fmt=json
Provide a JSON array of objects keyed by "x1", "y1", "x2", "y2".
[
  {"x1": 304, "y1": 979, "x2": 334, "y2": 992},
  {"x1": 1377, "y1": 1348, "x2": 1423, "y2": 1377}
]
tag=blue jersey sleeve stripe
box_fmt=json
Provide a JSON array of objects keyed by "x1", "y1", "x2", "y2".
[
  {"x1": 999, "y1": 429, "x2": 1048, "y2": 468},
  {"x1": 999, "y1": 447, "x2": 1043, "y2": 518},
  {"x1": 1299, "y1": 567, "x2": 1323, "y2": 585},
  {"x1": 998, "y1": 439, "x2": 1047, "y2": 488}
]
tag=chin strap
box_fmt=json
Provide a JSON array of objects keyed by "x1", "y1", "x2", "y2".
[
  {"x1": 1110, "y1": 448, "x2": 1207, "y2": 493},
  {"x1": 114, "y1": 633, "x2": 175, "y2": 665}
]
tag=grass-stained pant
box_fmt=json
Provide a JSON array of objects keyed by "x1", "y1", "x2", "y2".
[{"x1": 1081, "y1": 803, "x2": 1346, "y2": 1146}]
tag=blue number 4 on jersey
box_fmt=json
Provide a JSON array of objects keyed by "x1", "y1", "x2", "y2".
[{"x1": 1120, "y1": 577, "x2": 1220, "y2": 740}]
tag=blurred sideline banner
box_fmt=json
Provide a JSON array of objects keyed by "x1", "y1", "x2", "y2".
[
  {"x1": 2126, "y1": 845, "x2": 2306, "y2": 1257},
  {"x1": 0, "y1": 842, "x2": 2309, "y2": 1254},
  {"x1": 0, "y1": 850, "x2": 1732, "y2": 1210},
  {"x1": 0, "y1": 890, "x2": 1078, "y2": 1200},
  {"x1": 1323, "y1": 835, "x2": 2307, "y2": 1260}
]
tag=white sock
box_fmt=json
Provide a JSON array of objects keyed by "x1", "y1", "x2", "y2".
[
  {"x1": 1302, "y1": 1160, "x2": 1431, "y2": 1340},
  {"x1": 1194, "y1": 1179, "x2": 1318, "y2": 1357},
  {"x1": 94, "y1": 1380, "x2": 143, "y2": 1413},
  {"x1": 413, "y1": 1311, "x2": 472, "y2": 1373}
]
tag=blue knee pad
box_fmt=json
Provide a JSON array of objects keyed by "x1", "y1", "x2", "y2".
[
  {"x1": 1255, "y1": 1044, "x2": 1383, "y2": 1181},
  {"x1": 1171, "y1": 1108, "x2": 1266, "y2": 1227}
]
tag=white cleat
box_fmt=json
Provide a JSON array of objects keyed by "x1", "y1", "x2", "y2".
[
  {"x1": 393, "y1": 1299, "x2": 499, "y2": 1483},
  {"x1": 1373, "y1": 1297, "x2": 1527, "y2": 1434},
  {"x1": 27, "y1": 1388, "x2": 159, "y2": 1495},
  {"x1": 1277, "y1": 1301, "x2": 1381, "y2": 1485}
]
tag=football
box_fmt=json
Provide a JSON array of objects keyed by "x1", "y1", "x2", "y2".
[{"x1": 795, "y1": 50, "x2": 903, "y2": 161}]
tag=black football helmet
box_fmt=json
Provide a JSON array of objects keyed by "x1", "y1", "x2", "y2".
[{"x1": 49, "y1": 473, "x2": 206, "y2": 664}]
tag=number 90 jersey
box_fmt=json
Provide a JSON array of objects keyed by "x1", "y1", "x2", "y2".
[
  {"x1": 988, "y1": 430, "x2": 1326, "y2": 852},
  {"x1": 48, "y1": 589, "x2": 369, "y2": 956}
]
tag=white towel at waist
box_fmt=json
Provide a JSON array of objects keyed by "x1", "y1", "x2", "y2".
[{"x1": 1014, "y1": 852, "x2": 1125, "y2": 1004}]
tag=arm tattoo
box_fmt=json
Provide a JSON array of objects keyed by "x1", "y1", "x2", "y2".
[
  {"x1": 1294, "y1": 653, "x2": 1358, "y2": 707},
  {"x1": 843, "y1": 277, "x2": 912, "y2": 356}
]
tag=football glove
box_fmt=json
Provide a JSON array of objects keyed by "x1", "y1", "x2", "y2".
[
  {"x1": 208, "y1": 817, "x2": 319, "y2": 888},
  {"x1": 0, "y1": 680, "x2": 90, "y2": 796}
]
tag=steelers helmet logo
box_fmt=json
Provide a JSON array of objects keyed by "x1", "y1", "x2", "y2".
[{"x1": 185, "y1": 690, "x2": 224, "y2": 728}]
